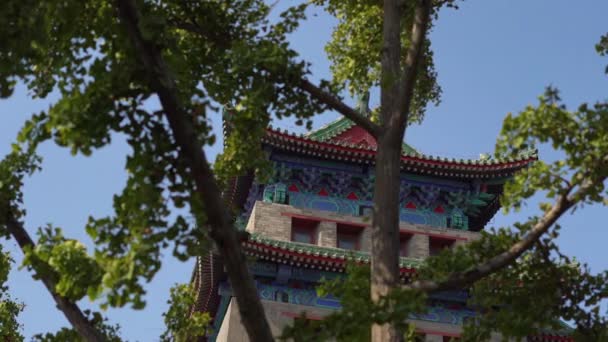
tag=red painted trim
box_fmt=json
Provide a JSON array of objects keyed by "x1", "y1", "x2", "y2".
[
  {"x1": 244, "y1": 241, "x2": 416, "y2": 273},
  {"x1": 246, "y1": 241, "x2": 350, "y2": 265},
  {"x1": 266, "y1": 129, "x2": 377, "y2": 156},
  {"x1": 264, "y1": 128, "x2": 536, "y2": 172},
  {"x1": 282, "y1": 212, "x2": 469, "y2": 241}
]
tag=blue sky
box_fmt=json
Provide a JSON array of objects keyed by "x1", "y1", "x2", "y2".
[{"x1": 1, "y1": 1, "x2": 607, "y2": 340}]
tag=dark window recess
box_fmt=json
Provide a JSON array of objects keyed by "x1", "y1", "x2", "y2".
[
  {"x1": 337, "y1": 224, "x2": 363, "y2": 250},
  {"x1": 291, "y1": 218, "x2": 319, "y2": 244},
  {"x1": 443, "y1": 336, "x2": 461, "y2": 342},
  {"x1": 338, "y1": 234, "x2": 358, "y2": 250},
  {"x1": 429, "y1": 237, "x2": 455, "y2": 256},
  {"x1": 399, "y1": 233, "x2": 412, "y2": 257}
]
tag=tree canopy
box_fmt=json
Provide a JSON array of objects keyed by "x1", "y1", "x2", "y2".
[{"x1": 0, "y1": 1, "x2": 607, "y2": 341}]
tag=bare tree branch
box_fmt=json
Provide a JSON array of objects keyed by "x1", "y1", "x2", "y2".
[
  {"x1": 379, "y1": 0, "x2": 403, "y2": 130},
  {"x1": 114, "y1": 1, "x2": 274, "y2": 341},
  {"x1": 396, "y1": 0, "x2": 432, "y2": 128},
  {"x1": 536, "y1": 240, "x2": 606, "y2": 338},
  {"x1": 168, "y1": 18, "x2": 381, "y2": 138},
  {"x1": 297, "y1": 79, "x2": 381, "y2": 137},
  {"x1": 408, "y1": 174, "x2": 606, "y2": 294},
  {"x1": 4, "y1": 212, "x2": 105, "y2": 342}
]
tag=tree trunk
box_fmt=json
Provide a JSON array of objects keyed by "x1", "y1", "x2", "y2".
[
  {"x1": 371, "y1": 0, "x2": 432, "y2": 338},
  {"x1": 372, "y1": 0, "x2": 404, "y2": 338},
  {"x1": 371, "y1": 129, "x2": 404, "y2": 342},
  {"x1": 115, "y1": 1, "x2": 274, "y2": 340}
]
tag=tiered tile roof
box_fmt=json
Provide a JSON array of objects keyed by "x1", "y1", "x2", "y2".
[
  {"x1": 244, "y1": 233, "x2": 420, "y2": 280},
  {"x1": 200, "y1": 115, "x2": 556, "y2": 341},
  {"x1": 264, "y1": 122, "x2": 537, "y2": 179},
  {"x1": 305, "y1": 116, "x2": 418, "y2": 154}
]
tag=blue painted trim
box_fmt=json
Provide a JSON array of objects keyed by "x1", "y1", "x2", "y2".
[{"x1": 218, "y1": 281, "x2": 477, "y2": 326}]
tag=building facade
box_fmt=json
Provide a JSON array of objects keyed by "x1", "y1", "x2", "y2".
[{"x1": 191, "y1": 115, "x2": 568, "y2": 341}]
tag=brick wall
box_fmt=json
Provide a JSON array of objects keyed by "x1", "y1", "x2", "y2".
[
  {"x1": 231, "y1": 201, "x2": 506, "y2": 341},
  {"x1": 246, "y1": 202, "x2": 292, "y2": 241},
  {"x1": 317, "y1": 221, "x2": 337, "y2": 248},
  {"x1": 407, "y1": 234, "x2": 430, "y2": 258},
  {"x1": 246, "y1": 201, "x2": 480, "y2": 257}
]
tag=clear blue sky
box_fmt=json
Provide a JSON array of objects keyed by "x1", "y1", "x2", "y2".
[{"x1": 1, "y1": 1, "x2": 607, "y2": 340}]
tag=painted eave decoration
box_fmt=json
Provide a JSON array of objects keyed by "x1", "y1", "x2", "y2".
[
  {"x1": 264, "y1": 119, "x2": 537, "y2": 179},
  {"x1": 243, "y1": 233, "x2": 420, "y2": 280}
]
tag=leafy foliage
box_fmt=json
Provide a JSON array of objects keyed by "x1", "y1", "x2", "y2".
[
  {"x1": 496, "y1": 87, "x2": 608, "y2": 212},
  {"x1": 31, "y1": 311, "x2": 123, "y2": 342},
  {"x1": 0, "y1": 0, "x2": 339, "y2": 338},
  {"x1": 160, "y1": 283, "x2": 211, "y2": 342},
  {"x1": 311, "y1": 0, "x2": 443, "y2": 123},
  {"x1": 21, "y1": 226, "x2": 103, "y2": 302},
  {"x1": 0, "y1": 248, "x2": 24, "y2": 342},
  {"x1": 0, "y1": 142, "x2": 42, "y2": 233},
  {"x1": 459, "y1": 84, "x2": 608, "y2": 340},
  {"x1": 463, "y1": 228, "x2": 608, "y2": 341},
  {"x1": 0, "y1": 297, "x2": 24, "y2": 342},
  {"x1": 282, "y1": 33, "x2": 608, "y2": 340},
  {"x1": 0, "y1": 0, "x2": 331, "y2": 314},
  {"x1": 0, "y1": 0, "x2": 607, "y2": 340},
  {"x1": 281, "y1": 264, "x2": 425, "y2": 342}
]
